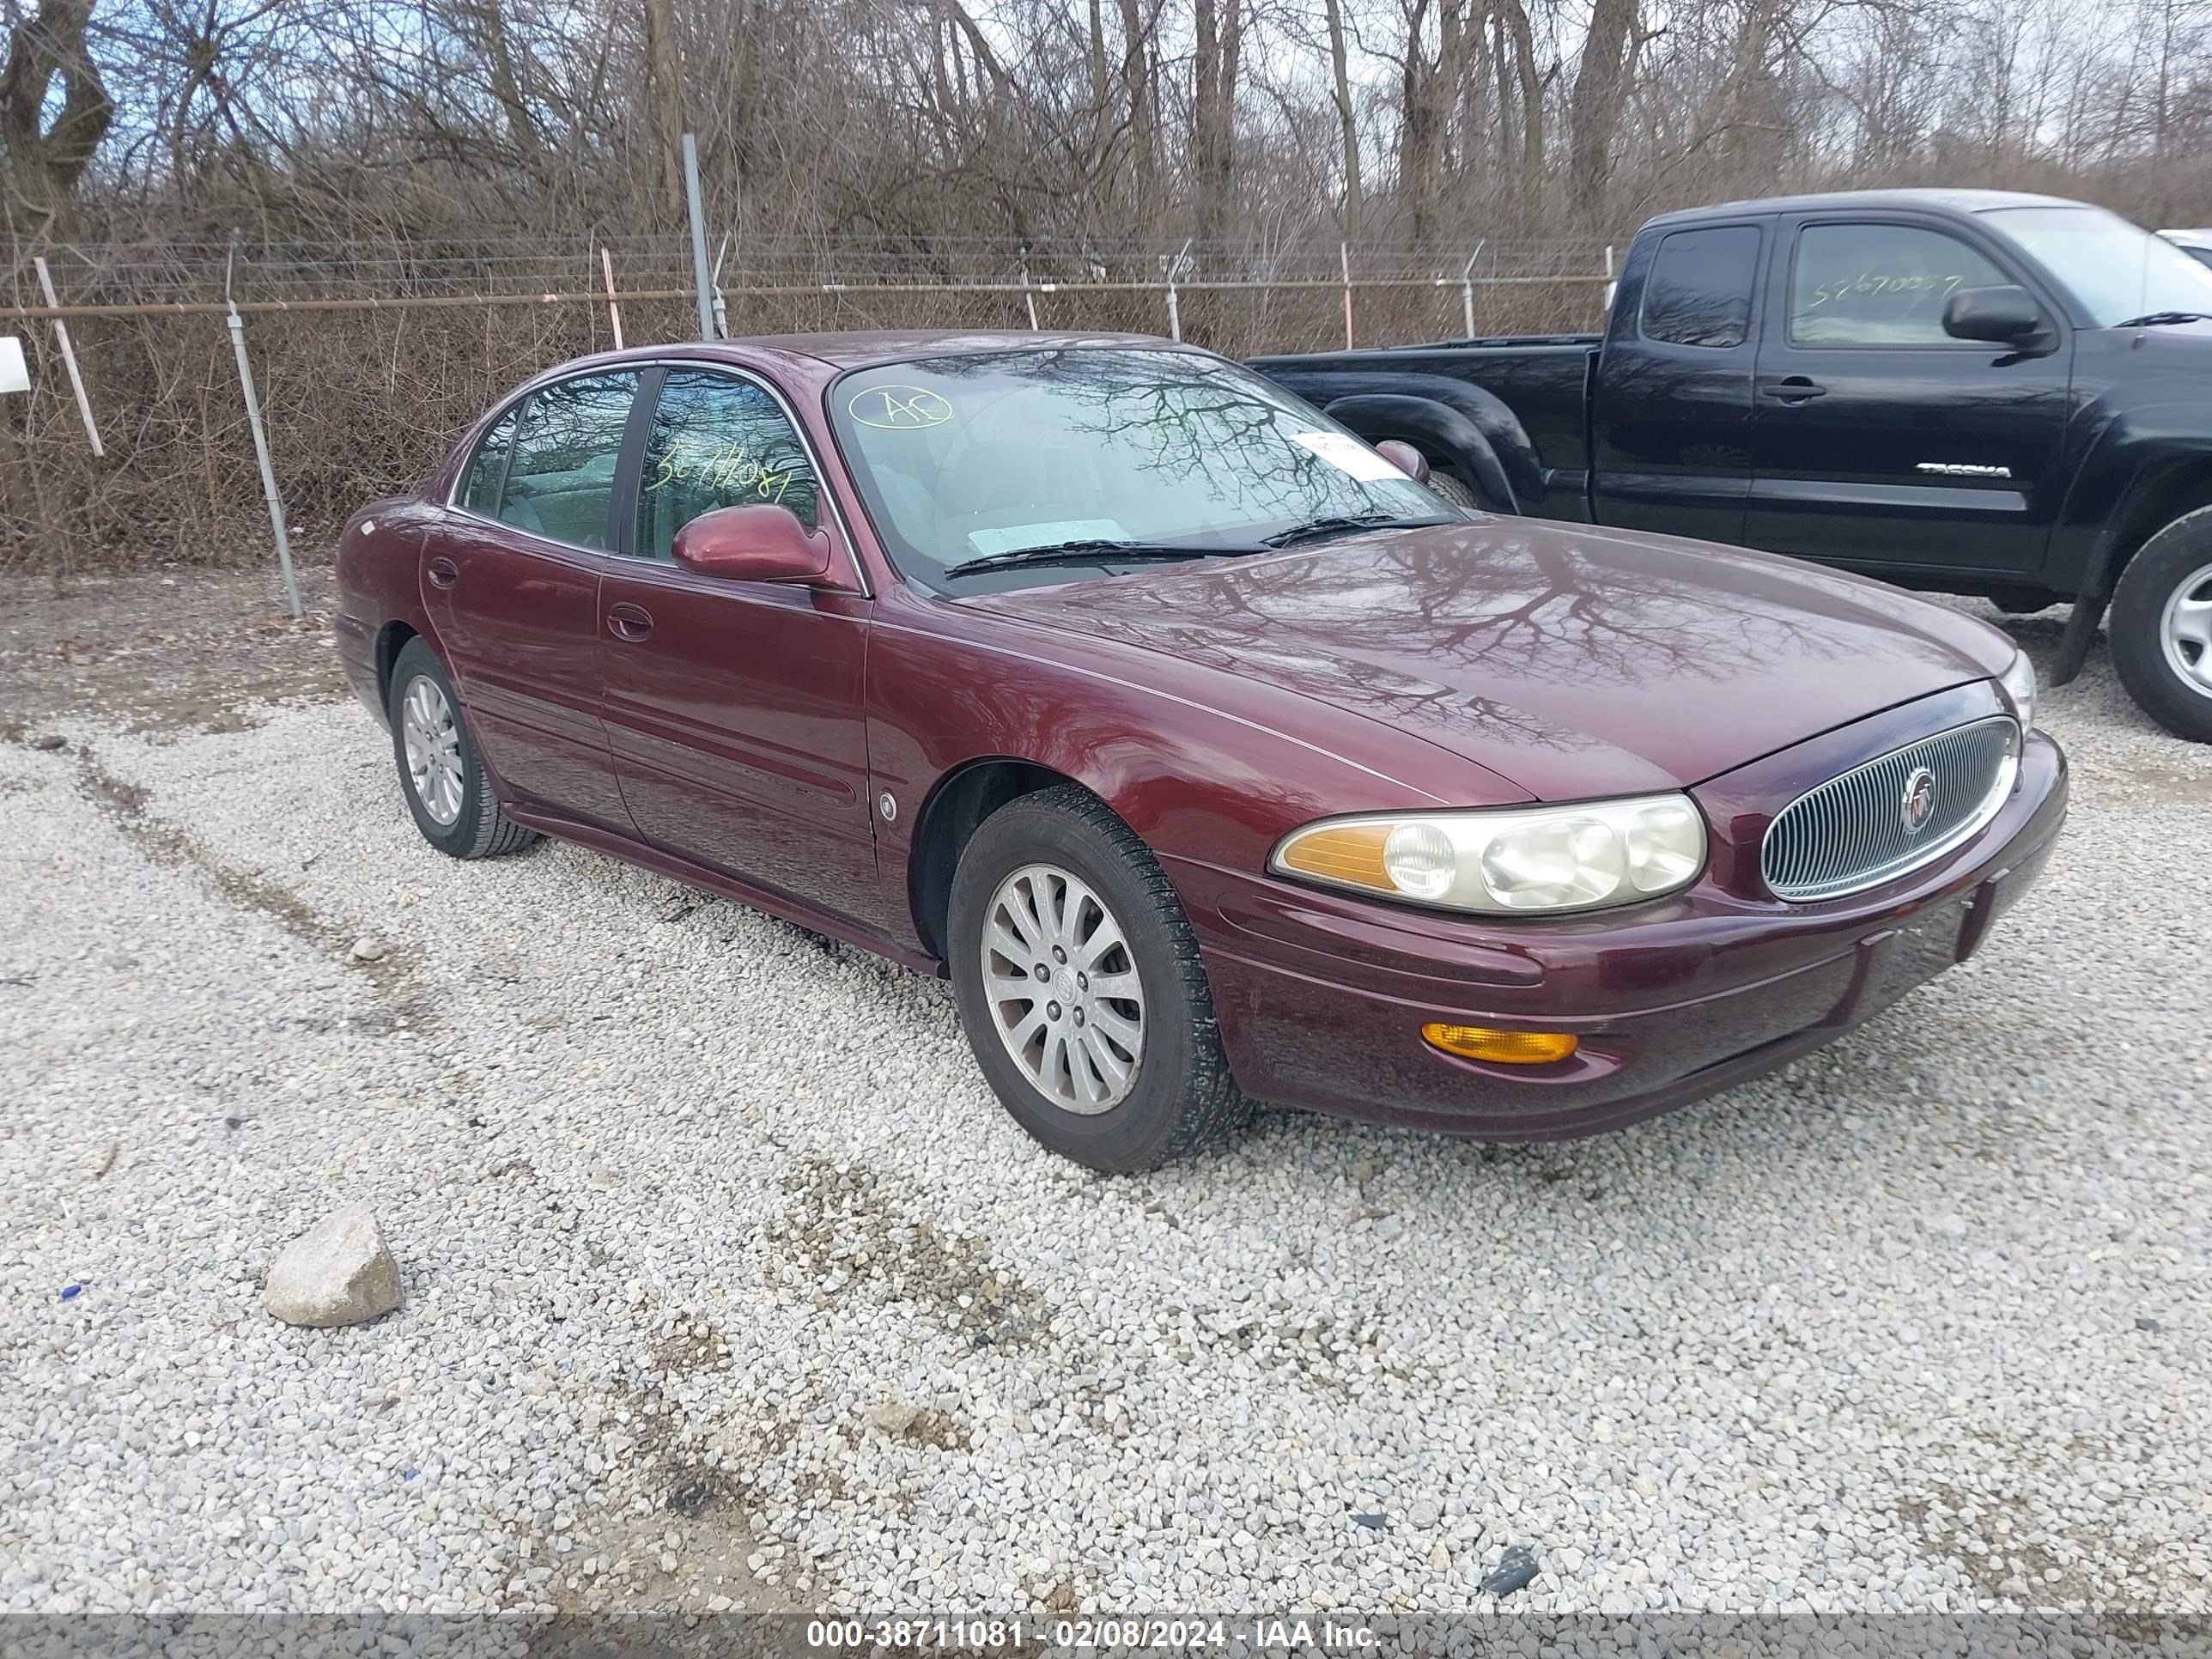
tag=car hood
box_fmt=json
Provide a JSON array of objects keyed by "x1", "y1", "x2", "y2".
[{"x1": 963, "y1": 519, "x2": 2010, "y2": 800}]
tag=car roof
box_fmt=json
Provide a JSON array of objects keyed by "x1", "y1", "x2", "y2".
[
  {"x1": 1645, "y1": 187, "x2": 2088, "y2": 227},
  {"x1": 716, "y1": 329, "x2": 1182, "y2": 368},
  {"x1": 495, "y1": 330, "x2": 1206, "y2": 409}
]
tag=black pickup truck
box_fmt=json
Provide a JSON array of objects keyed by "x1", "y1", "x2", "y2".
[{"x1": 1253, "y1": 188, "x2": 2212, "y2": 741}]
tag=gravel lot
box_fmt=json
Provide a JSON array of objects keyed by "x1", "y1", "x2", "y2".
[{"x1": 2, "y1": 579, "x2": 2207, "y2": 1618}]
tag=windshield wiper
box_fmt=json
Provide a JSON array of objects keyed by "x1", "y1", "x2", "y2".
[
  {"x1": 1261, "y1": 512, "x2": 1463, "y2": 549},
  {"x1": 2115, "y1": 310, "x2": 2212, "y2": 328},
  {"x1": 941, "y1": 538, "x2": 1267, "y2": 578}
]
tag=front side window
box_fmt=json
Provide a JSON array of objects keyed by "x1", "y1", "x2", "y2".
[
  {"x1": 460, "y1": 404, "x2": 520, "y2": 514},
  {"x1": 1640, "y1": 225, "x2": 1760, "y2": 349},
  {"x1": 830, "y1": 349, "x2": 1446, "y2": 589},
  {"x1": 635, "y1": 369, "x2": 821, "y2": 562},
  {"x1": 1788, "y1": 224, "x2": 2007, "y2": 346},
  {"x1": 495, "y1": 371, "x2": 640, "y2": 550}
]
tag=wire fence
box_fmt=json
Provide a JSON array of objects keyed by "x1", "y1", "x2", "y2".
[{"x1": 0, "y1": 234, "x2": 1616, "y2": 581}]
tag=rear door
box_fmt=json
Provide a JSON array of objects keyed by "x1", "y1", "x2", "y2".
[
  {"x1": 1745, "y1": 213, "x2": 2074, "y2": 577},
  {"x1": 425, "y1": 370, "x2": 640, "y2": 830},
  {"x1": 594, "y1": 365, "x2": 882, "y2": 921},
  {"x1": 1589, "y1": 219, "x2": 1766, "y2": 544}
]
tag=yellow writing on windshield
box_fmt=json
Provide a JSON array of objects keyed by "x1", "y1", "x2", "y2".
[{"x1": 848, "y1": 386, "x2": 955, "y2": 429}]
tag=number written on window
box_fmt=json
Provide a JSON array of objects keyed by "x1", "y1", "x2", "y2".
[
  {"x1": 637, "y1": 370, "x2": 821, "y2": 562},
  {"x1": 1789, "y1": 224, "x2": 2006, "y2": 346}
]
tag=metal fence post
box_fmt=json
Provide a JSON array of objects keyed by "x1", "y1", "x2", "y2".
[
  {"x1": 31, "y1": 258, "x2": 102, "y2": 456},
  {"x1": 1018, "y1": 246, "x2": 1041, "y2": 330},
  {"x1": 1461, "y1": 240, "x2": 1486, "y2": 339},
  {"x1": 711, "y1": 233, "x2": 732, "y2": 340},
  {"x1": 682, "y1": 134, "x2": 716, "y2": 340},
  {"x1": 222, "y1": 247, "x2": 302, "y2": 620}
]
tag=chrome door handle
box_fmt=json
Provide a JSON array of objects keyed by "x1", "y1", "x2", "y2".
[
  {"x1": 606, "y1": 603, "x2": 653, "y2": 642},
  {"x1": 426, "y1": 556, "x2": 459, "y2": 589}
]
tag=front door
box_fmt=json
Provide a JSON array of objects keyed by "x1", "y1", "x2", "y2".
[
  {"x1": 595, "y1": 366, "x2": 880, "y2": 921},
  {"x1": 1746, "y1": 214, "x2": 2074, "y2": 578},
  {"x1": 425, "y1": 370, "x2": 640, "y2": 830}
]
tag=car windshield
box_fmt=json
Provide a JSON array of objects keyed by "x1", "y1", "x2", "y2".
[
  {"x1": 1983, "y1": 204, "x2": 2212, "y2": 326},
  {"x1": 830, "y1": 348, "x2": 1449, "y2": 587}
]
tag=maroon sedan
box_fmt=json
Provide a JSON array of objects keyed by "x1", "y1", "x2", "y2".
[{"x1": 335, "y1": 331, "x2": 2066, "y2": 1171}]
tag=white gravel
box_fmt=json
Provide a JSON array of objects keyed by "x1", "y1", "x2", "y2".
[{"x1": 2, "y1": 605, "x2": 2206, "y2": 1618}]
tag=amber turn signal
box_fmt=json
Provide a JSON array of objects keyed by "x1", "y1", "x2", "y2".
[
  {"x1": 1420, "y1": 1024, "x2": 1578, "y2": 1065},
  {"x1": 1274, "y1": 821, "x2": 1393, "y2": 889}
]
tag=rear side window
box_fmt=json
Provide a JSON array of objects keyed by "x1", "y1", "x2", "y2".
[
  {"x1": 496, "y1": 371, "x2": 641, "y2": 550},
  {"x1": 1789, "y1": 223, "x2": 2007, "y2": 345},
  {"x1": 459, "y1": 404, "x2": 520, "y2": 514},
  {"x1": 1639, "y1": 226, "x2": 1760, "y2": 348}
]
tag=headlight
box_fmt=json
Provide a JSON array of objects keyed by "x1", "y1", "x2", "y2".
[
  {"x1": 1270, "y1": 794, "x2": 1707, "y2": 915},
  {"x1": 1998, "y1": 649, "x2": 2038, "y2": 732}
]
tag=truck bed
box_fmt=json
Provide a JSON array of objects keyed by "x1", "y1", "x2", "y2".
[{"x1": 1250, "y1": 338, "x2": 1599, "y2": 518}]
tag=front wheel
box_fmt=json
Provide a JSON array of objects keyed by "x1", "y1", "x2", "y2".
[
  {"x1": 2110, "y1": 508, "x2": 2212, "y2": 742},
  {"x1": 947, "y1": 786, "x2": 1249, "y2": 1172}
]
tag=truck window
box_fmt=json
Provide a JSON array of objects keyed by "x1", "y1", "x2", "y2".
[
  {"x1": 1639, "y1": 225, "x2": 1760, "y2": 348},
  {"x1": 1789, "y1": 223, "x2": 2007, "y2": 346}
]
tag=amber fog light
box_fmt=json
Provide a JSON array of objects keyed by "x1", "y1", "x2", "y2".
[{"x1": 1421, "y1": 1024, "x2": 1578, "y2": 1065}]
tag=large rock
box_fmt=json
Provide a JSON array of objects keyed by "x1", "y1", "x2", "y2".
[{"x1": 264, "y1": 1206, "x2": 402, "y2": 1328}]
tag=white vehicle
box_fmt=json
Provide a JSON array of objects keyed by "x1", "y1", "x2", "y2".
[{"x1": 2158, "y1": 228, "x2": 2212, "y2": 268}]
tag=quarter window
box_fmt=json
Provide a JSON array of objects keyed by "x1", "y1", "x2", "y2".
[
  {"x1": 1639, "y1": 225, "x2": 1760, "y2": 349},
  {"x1": 495, "y1": 371, "x2": 641, "y2": 550},
  {"x1": 635, "y1": 369, "x2": 821, "y2": 562},
  {"x1": 1789, "y1": 224, "x2": 2008, "y2": 346},
  {"x1": 460, "y1": 404, "x2": 520, "y2": 514}
]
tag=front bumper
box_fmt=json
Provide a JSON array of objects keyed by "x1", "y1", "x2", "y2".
[{"x1": 1176, "y1": 728, "x2": 2067, "y2": 1141}]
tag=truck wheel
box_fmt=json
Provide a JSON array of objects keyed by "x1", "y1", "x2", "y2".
[
  {"x1": 1427, "y1": 469, "x2": 1484, "y2": 512},
  {"x1": 2111, "y1": 508, "x2": 2212, "y2": 742}
]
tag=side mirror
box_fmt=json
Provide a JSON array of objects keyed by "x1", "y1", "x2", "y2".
[
  {"x1": 672, "y1": 504, "x2": 834, "y2": 584},
  {"x1": 1943, "y1": 285, "x2": 2047, "y2": 347},
  {"x1": 1375, "y1": 439, "x2": 1431, "y2": 484}
]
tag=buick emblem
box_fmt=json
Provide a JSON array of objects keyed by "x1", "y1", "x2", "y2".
[{"x1": 1900, "y1": 766, "x2": 1938, "y2": 835}]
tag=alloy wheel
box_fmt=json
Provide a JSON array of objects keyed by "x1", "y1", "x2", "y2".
[
  {"x1": 980, "y1": 862, "x2": 1146, "y2": 1114},
  {"x1": 400, "y1": 675, "x2": 465, "y2": 826},
  {"x1": 2160, "y1": 560, "x2": 2212, "y2": 699}
]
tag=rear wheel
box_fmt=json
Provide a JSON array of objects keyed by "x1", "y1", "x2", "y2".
[
  {"x1": 2110, "y1": 508, "x2": 2212, "y2": 742},
  {"x1": 386, "y1": 638, "x2": 543, "y2": 858},
  {"x1": 947, "y1": 786, "x2": 1249, "y2": 1172}
]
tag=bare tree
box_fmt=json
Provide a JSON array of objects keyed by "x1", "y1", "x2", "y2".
[{"x1": 1, "y1": 0, "x2": 112, "y2": 230}]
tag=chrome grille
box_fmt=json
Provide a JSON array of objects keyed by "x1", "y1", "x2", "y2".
[{"x1": 1761, "y1": 716, "x2": 2021, "y2": 902}]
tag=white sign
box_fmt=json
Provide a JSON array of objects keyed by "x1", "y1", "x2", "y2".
[
  {"x1": 1287, "y1": 428, "x2": 1402, "y2": 483},
  {"x1": 0, "y1": 337, "x2": 29, "y2": 396}
]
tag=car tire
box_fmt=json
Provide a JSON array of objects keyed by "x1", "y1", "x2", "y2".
[
  {"x1": 1427, "y1": 468, "x2": 1485, "y2": 512},
  {"x1": 2110, "y1": 507, "x2": 2212, "y2": 742},
  {"x1": 386, "y1": 637, "x2": 543, "y2": 858},
  {"x1": 947, "y1": 784, "x2": 1250, "y2": 1172}
]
